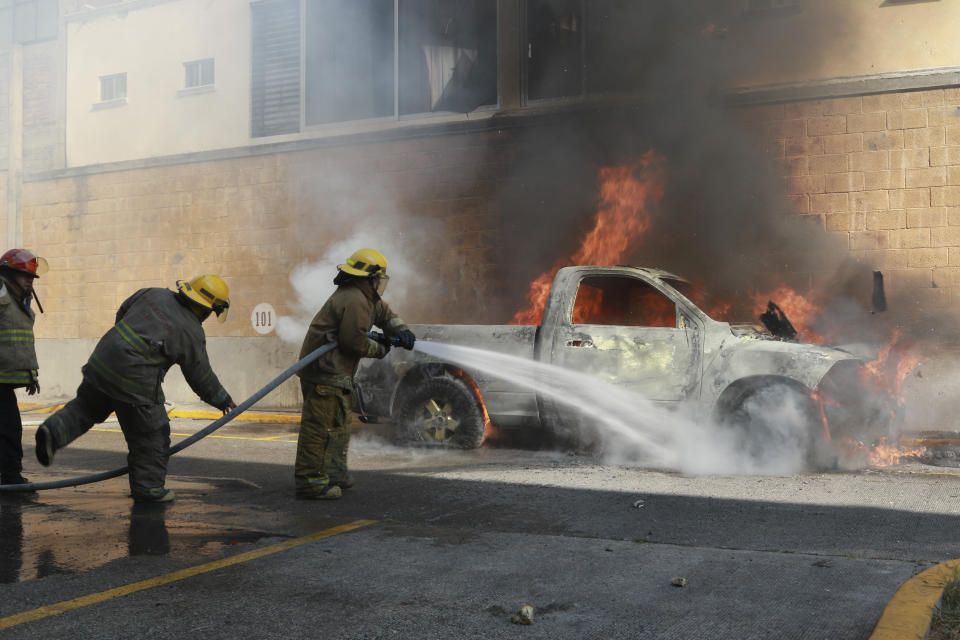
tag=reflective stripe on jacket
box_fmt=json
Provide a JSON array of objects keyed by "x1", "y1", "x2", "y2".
[
  {"x1": 82, "y1": 288, "x2": 232, "y2": 408},
  {"x1": 0, "y1": 278, "x2": 38, "y2": 387},
  {"x1": 297, "y1": 279, "x2": 407, "y2": 390}
]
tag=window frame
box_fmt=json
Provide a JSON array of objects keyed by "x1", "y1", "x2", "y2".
[
  {"x1": 94, "y1": 72, "x2": 127, "y2": 109},
  {"x1": 183, "y1": 58, "x2": 215, "y2": 90},
  {"x1": 571, "y1": 274, "x2": 682, "y2": 329},
  {"x1": 297, "y1": 0, "x2": 501, "y2": 134}
]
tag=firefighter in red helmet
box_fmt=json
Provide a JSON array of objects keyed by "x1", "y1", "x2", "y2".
[{"x1": 0, "y1": 249, "x2": 47, "y2": 485}]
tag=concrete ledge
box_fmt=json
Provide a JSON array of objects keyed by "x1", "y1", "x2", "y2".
[
  {"x1": 870, "y1": 559, "x2": 960, "y2": 640},
  {"x1": 724, "y1": 66, "x2": 960, "y2": 106}
]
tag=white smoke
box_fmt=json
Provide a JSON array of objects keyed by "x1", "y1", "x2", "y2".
[{"x1": 276, "y1": 167, "x2": 434, "y2": 343}]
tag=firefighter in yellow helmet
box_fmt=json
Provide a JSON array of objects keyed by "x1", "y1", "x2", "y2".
[
  {"x1": 0, "y1": 249, "x2": 47, "y2": 485},
  {"x1": 35, "y1": 275, "x2": 237, "y2": 502},
  {"x1": 294, "y1": 249, "x2": 415, "y2": 499}
]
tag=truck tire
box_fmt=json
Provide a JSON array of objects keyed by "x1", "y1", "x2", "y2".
[
  {"x1": 393, "y1": 374, "x2": 485, "y2": 449},
  {"x1": 720, "y1": 382, "x2": 823, "y2": 470}
]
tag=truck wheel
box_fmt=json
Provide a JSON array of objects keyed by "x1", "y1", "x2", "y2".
[
  {"x1": 394, "y1": 374, "x2": 485, "y2": 449},
  {"x1": 720, "y1": 383, "x2": 823, "y2": 470}
]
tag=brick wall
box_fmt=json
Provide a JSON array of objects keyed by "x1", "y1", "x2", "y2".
[
  {"x1": 738, "y1": 88, "x2": 960, "y2": 313},
  {"x1": 22, "y1": 130, "x2": 507, "y2": 341}
]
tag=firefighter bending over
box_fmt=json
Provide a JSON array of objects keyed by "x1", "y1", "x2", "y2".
[
  {"x1": 35, "y1": 275, "x2": 237, "y2": 503},
  {"x1": 0, "y1": 249, "x2": 47, "y2": 485},
  {"x1": 295, "y1": 249, "x2": 415, "y2": 500}
]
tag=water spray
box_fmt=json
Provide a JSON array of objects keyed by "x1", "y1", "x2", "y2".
[{"x1": 409, "y1": 340, "x2": 811, "y2": 475}]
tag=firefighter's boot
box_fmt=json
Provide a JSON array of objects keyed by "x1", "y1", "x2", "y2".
[
  {"x1": 35, "y1": 424, "x2": 55, "y2": 467},
  {"x1": 294, "y1": 476, "x2": 342, "y2": 500},
  {"x1": 327, "y1": 429, "x2": 353, "y2": 490},
  {"x1": 132, "y1": 487, "x2": 175, "y2": 503}
]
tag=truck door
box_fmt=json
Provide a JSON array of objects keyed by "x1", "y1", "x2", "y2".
[{"x1": 540, "y1": 272, "x2": 701, "y2": 403}]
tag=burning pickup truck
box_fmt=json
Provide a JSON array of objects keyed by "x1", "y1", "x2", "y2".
[{"x1": 355, "y1": 265, "x2": 896, "y2": 464}]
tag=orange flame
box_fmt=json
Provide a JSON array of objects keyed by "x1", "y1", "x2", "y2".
[
  {"x1": 839, "y1": 437, "x2": 925, "y2": 468},
  {"x1": 868, "y1": 438, "x2": 925, "y2": 466},
  {"x1": 861, "y1": 330, "x2": 922, "y2": 402},
  {"x1": 510, "y1": 151, "x2": 666, "y2": 325},
  {"x1": 751, "y1": 285, "x2": 826, "y2": 343}
]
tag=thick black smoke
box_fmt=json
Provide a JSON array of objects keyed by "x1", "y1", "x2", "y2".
[{"x1": 488, "y1": 2, "x2": 910, "y2": 343}]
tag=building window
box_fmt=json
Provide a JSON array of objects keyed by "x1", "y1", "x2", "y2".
[
  {"x1": 527, "y1": 0, "x2": 582, "y2": 101},
  {"x1": 0, "y1": 0, "x2": 58, "y2": 46},
  {"x1": 251, "y1": 0, "x2": 301, "y2": 137},
  {"x1": 397, "y1": 1, "x2": 497, "y2": 116},
  {"x1": 184, "y1": 58, "x2": 215, "y2": 88},
  {"x1": 526, "y1": 0, "x2": 667, "y2": 101},
  {"x1": 100, "y1": 73, "x2": 127, "y2": 102},
  {"x1": 305, "y1": 0, "x2": 497, "y2": 126},
  {"x1": 251, "y1": 0, "x2": 498, "y2": 137},
  {"x1": 304, "y1": 0, "x2": 394, "y2": 126}
]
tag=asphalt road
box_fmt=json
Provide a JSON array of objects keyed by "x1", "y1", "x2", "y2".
[{"x1": 0, "y1": 417, "x2": 955, "y2": 639}]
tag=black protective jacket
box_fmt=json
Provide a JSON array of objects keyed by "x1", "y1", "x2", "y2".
[{"x1": 82, "y1": 288, "x2": 232, "y2": 408}]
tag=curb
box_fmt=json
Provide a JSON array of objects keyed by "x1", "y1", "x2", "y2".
[
  {"x1": 870, "y1": 559, "x2": 960, "y2": 639},
  {"x1": 18, "y1": 402, "x2": 302, "y2": 424}
]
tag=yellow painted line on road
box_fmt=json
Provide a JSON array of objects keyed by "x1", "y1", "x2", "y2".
[
  {"x1": 18, "y1": 404, "x2": 301, "y2": 423},
  {"x1": 0, "y1": 519, "x2": 377, "y2": 631},
  {"x1": 20, "y1": 425, "x2": 298, "y2": 444},
  {"x1": 126, "y1": 427, "x2": 297, "y2": 443},
  {"x1": 869, "y1": 559, "x2": 960, "y2": 640},
  {"x1": 167, "y1": 409, "x2": 302, "y2": 423}
]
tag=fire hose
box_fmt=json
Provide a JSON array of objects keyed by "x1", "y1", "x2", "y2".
[{"x1": 0, "y1": 342, "x2": 339, "y2": 493}]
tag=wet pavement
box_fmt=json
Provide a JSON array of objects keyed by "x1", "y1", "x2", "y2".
[
  {"x1": 1, "y1": 416, "x2": 958, "y2": 638},
  {"x1": 0, "y1": 484, "x2": 276, "y2": 584}
]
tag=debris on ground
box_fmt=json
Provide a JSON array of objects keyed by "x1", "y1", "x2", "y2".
[
  {"x1": 632, "y1": 499, "x2": 645, "y2": 508},
  {"x1": 812, "y1": 559, "x2": 833, "y2": 568},
  {"x1": 670, "y1": 577, "x2": 687, "y2": 587},
  {"x1": 511, "y1": 605, "x2": 535, "y2": 625},
  {"x1": 919, "y1": 448, "x2": 960, "y2": 468}
]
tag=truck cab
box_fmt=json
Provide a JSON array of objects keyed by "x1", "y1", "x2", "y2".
[{"x1": 356, "y1": 266, "x2": 894, "y2": 463}]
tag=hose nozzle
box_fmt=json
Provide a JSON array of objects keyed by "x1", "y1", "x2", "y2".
[{"x1": 368, "y1": 331, "x2": 401, "y2": 347}]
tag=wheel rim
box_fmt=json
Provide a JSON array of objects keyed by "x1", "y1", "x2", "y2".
[{"x1": 412, "y1": 398, "x2": 461, "y2": 442}]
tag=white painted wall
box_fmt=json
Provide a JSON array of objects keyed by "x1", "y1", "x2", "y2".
[
  {"x1": 65, "y1": 0, "x2": 251, "y2": 167},
  {"x1": 62, "y1": 0, "x2": 960, "y2": 168},
  {"x1": 720, "y1": 0, "x2": 960, "y2": 88}
]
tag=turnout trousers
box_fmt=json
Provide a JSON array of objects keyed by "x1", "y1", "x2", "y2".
[
  {"x1": 0, "y1": 384, "x2": 24, "y2": 480},
  {"x1": 42, "y1": 379, "x2": 171, "y2": 498},
  {"x1": 294, "y1": 381, "x2": 354, "y2": 497}
]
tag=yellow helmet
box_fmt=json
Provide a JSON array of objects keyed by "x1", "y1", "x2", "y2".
[
  {"x1": 177, "y1": 274, "x2": 230, "y2": 321},
  {"x1": 337, "y1": 248, "x2": 387, "y2": 278}
]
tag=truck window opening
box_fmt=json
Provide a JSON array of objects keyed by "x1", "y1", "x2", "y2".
[{"x1": 573, "y1": 276, "x2": 676, "y2": 327}]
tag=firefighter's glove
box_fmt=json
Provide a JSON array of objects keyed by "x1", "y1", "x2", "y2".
[
  {"x1": 26, "y1": 382, "x2": 39, "y2": 396},
  {"x1": 376, "y1": 342, "x2": 391, "y2": 359},
  {"x1": 221, "y1": 399, "x2": 237, "y2": 415},
  {"x1": 397, "y1": 329, "x2": 416, "y2": 351}
]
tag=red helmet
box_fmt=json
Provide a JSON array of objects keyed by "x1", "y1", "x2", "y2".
[{"x1": 0, "y1": 249, "x2": 47, "y2": 278}]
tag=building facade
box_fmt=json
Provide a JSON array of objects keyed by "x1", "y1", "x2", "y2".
[{"x1": 1, "y1": 0, "x2": 958, "y2": 407}]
